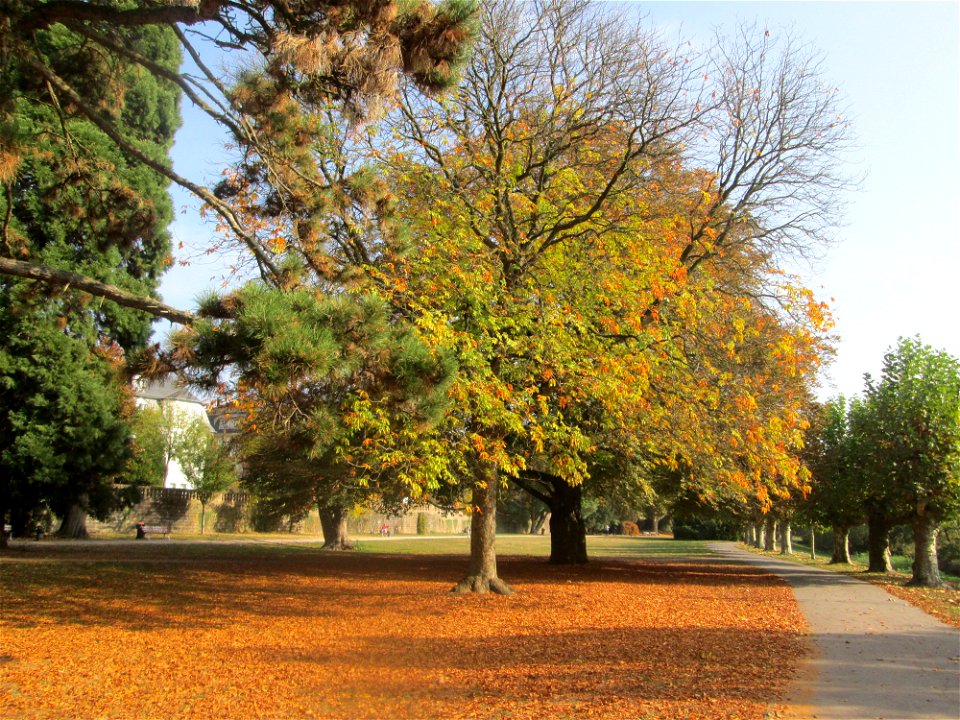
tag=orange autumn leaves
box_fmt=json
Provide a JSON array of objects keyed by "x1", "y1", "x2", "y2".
[{"x1": 3, "y1": 544, "x2": 807, "y2": 719}]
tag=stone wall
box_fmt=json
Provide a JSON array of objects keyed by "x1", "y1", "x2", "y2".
[{"x1": 86, "y1": 487, "x2": 469, "y2": 537}]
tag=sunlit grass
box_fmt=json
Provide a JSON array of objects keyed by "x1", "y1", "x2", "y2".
[{"x1": 353, "y1": 533, "x2": 714, "y2": 559}]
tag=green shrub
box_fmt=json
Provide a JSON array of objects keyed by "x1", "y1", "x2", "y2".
[
  {"x1": 672, "y1": 516, "x2": 739, "y2": 541},
  {"x1": 937, "y1": 522, "x2": 960, "y2": 576},
  {"x1": 848, "y1": 524, "x2": 869, "y2": 554},
  {"x1": 889, "y1": 525, "x2": 914, "y2": 557},
  {"x1": 812, "y1": 524, "x2": 869, "y2": 554}
]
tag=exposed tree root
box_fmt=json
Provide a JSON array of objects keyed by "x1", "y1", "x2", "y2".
[
  {"x1": 321, "y1": 540, "x2": 354, "y2": 551},
  {"x1": 906, "y1": 577, "x2": 943, "y2": 589},
  {"x1": 451, "y1": 574, "x2": 514, "y2": 595}
]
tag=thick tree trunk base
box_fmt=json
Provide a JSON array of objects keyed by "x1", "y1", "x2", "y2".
[
  {"x1": 906, "y1": 575, "x2": 943, "y2": 589},
  {"x1": 829, "y1": 526, "x2": 851, "y2": 564},
  {"x1": 548, "y1": 478, "x2": 588, "y2": 565},
  {"x1": 909, "y1": 517, "x2": 942, "y2": 588},
  {"x1": 548, "y1": 518, "x2": 588, "y2": 565},
  {"x1": 456, "y1": 467, "x2": 512, "y2": 595},
  {"x1": 867, "y1": 548, "x2": 894, "y2": 574},
  {"x1": 763, "y1": 519, "x2": 777, "y2": 552},
  {"x1": 451, "y1": 574, "x2": 514, "y2": 595},
  {"x1": 55, "y1": 526, "x2": 90, "y2": 540},
  {"x1": 319, "y1": 504, "x2": 351, "y2": 552},
  {"x1": 321, "y1": 539, "x2": 355, "y2": 551},
  {"x1": 56, "y1": 502, "x2": 90, "y2": 539},
  {"x1": 780, "y1": 522, "x2": 792, "y2": 555},
  {"x1": 867, "y1": 515, "x2": 894, "y2": 573}
]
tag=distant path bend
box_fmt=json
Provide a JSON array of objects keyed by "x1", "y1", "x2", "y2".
[{"x1": 710, "y1": 542, "x2": 960, "y2": 720}]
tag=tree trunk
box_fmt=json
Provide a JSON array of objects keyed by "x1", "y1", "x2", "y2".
[
  {"x1": 56, "y1": 499, "x2": 90, "y2": 539},
  {"x1": 763, "y1": 518, "x2": 776, "y2": 551},
  {"x1": 530, "y1": 509, "x2": 548, "y2": 535},
  {"x1": 809, "y1": 524, "x2": 816, "y2": 560},
  {"x1": 199, "y1": 501, "x2": 207, "y2": 535},
  {"x1": 866, "y1": 514, "x2": 894, "y2": 573},
  {"x1": 453, "y1": 468, "x2": 512, "y2": 595},
  {"x1": 909, "y1": 514, "x2": 942, "y2": 588},
  {"x1": 756, "y1": 522, "x2": 766, "y2": 549},
  {"x1": 11, "y1": 505, "x2": 32, "y2": 538},
  {"x1": 780, "y1": 521, "x2": 792, "y2": 555},
  {"x1": 548, "y1": 479, "x2": 587, "y2": 565},
  {"x1": 319, "y1": 504, "x2": 352, "y2": 550},
  {"x1": 0, "y1": 500, "x2": 8, "y2": 549},
  {"x1": 829, "y1": 525, "x2": 850, "y2": 564},
  {"x1": 749, "y1": 524, "x2": 758, "y2": 547}
]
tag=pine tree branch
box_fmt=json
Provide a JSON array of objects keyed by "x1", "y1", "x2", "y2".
[
  {"x1": 16, "y1": 0, "x2": 221, "y2": 32},
  {"x1": 0, "y1": 257, "x2": 194, "y2": 324},
  {"x1": 64, "y1": 21, "x2": 244, "y2": 139},
  {"x1": 24, "y1": 53, "x2": 283, "y2": 283}
]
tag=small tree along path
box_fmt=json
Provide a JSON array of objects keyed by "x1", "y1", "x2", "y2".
[
  {"x1": 3, "y1": 540, "x2": 807, "y2": 719},
  {"x1": 713, "y1": 543, "x2": 960, "y2": 720}
]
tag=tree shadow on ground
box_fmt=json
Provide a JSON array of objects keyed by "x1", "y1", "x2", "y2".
[
  {"x1": 249, "y1": 624, "x2": 800, "y2": 717},
  {"x1": 2, "y1": 544, "x2": 811, "y2": 719},
  {"x1": 2, "y1": 545, "x2": 784, "y2": 632}
]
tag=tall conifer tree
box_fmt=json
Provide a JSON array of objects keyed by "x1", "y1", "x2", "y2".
[{"x1": 0, "y1": 23, "x2": 181, "y2": 538}]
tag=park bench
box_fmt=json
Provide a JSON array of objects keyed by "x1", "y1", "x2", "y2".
[{"x1": 136, "y1": 523, "x2": 170, "y2": 539}]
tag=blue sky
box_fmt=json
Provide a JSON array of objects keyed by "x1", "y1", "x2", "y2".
[
  {"x1": 637, "y1": 1, "x2": 960, "y2": 398},
  {"x1": 159, "y1": 1, "x2": 960, "y2": 400}
]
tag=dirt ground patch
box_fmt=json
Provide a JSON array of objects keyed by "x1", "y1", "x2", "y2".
[{"x1": 1, "y1": 544, "x2": 807, "y2": 719}]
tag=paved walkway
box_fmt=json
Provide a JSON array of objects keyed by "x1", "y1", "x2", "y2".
[{"x1": 712, "y1": 543, "x2": 960, "y2": 720}]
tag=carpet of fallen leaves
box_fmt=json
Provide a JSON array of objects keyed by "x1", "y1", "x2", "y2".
[{"x1": 1, "y1": 543, "x2": 808, "y2": 720}]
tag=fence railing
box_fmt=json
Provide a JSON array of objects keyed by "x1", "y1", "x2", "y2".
[{"x1": 135, "y1": 486, "x2": 251, "y2": 505}]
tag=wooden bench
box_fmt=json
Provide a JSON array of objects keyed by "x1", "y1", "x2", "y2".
[{"x1": 136, "y1": 524, "x2": 170, "y2": 539}]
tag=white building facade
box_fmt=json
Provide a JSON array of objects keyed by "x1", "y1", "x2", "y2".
[{"x1": 134, "y1": 379, "x2": 215, "y2": 490}]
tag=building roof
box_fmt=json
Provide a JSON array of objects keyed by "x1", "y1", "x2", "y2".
[
  {"x1": 208, "y1": 404, "x2": 245, "y2": 435},
  {"x1": 135, "y1": 377, "x2": 206, "y2": 405}
]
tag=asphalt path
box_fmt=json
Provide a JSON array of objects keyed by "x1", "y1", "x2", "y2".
[{"x1": 712, "y1": 542, "x2": 960, "y2": 720}]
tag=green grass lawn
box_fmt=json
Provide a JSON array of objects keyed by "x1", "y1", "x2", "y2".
[
  {"x1": 354, "y1": 533, "x2": 714, "y2": 558},
  {"x1": 33, "y1": 531, "x2": 714, "y2": 563}
]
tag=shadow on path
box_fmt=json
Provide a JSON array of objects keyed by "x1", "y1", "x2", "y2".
[{"x1": 712, "y1": 542, "x2": 960, "y2": 720}]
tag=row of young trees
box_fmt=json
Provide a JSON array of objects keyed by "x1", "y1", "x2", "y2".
[
  {"x1": 803, "y1": 337, "x2": 960, "y2": 588},
  {"x1": 732, "y1": 337, "x2": 960, "y2": 589},
  {"x1": 2, "y1": 0, "x2": 851, "y2": 595}
]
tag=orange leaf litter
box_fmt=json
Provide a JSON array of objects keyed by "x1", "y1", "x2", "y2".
[{"x1": 1, "y1": 546, "x2": 808, "y2": 719}]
